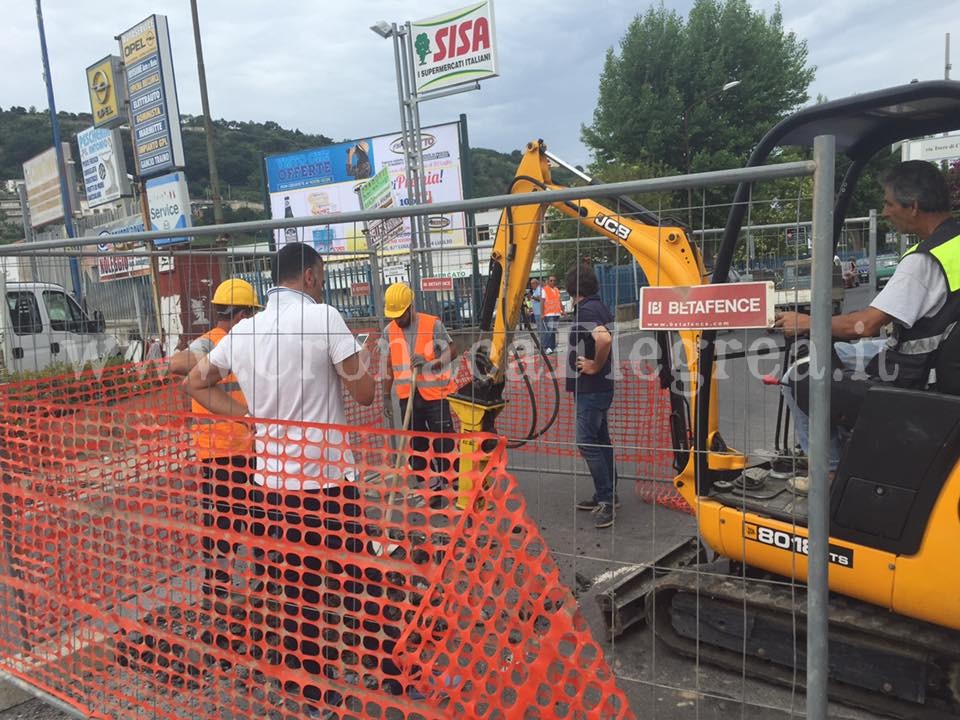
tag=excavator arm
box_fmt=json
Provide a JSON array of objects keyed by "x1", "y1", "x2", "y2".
[{"x1": 450, "y1": 140, "x2": 738, "y2": 496}]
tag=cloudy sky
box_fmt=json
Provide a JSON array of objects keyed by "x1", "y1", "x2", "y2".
[{"x1": 3, "y1": 0, "x2": 956, "y2": 167}]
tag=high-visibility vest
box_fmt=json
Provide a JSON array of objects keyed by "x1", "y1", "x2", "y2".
[
  {"x1": 542, "y1": 285, "x2": 562, "y2": 316},
  {"x1": 190, "y1": 326, "x2": 253, "y2": 459},
  {"x1": 387, "y1": 313, "x2": 457, "y2": 401}
]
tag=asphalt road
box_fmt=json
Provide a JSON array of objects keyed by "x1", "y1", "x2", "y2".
[{"x1": 0, "y1": 286, "x2": 884, "y2": 720}]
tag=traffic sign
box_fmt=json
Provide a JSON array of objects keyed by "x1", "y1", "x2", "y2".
[{"x1": 639, "y1": 282, "x2": 774, "y2": 330}]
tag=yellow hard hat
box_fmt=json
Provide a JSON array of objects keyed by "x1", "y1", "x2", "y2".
[
  {"x1": 212, "y1": 278, "x2": 263, "y2": 309},
  {"x1": 384, "y1": 282, "x2": 414, "y2": 318}
]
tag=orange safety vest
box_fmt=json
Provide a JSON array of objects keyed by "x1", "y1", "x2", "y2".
[
  {"x1": 387, "y1": 313, "x2": 457, "y2": 401},
  {"x1": 190, "y1": 327, "x2": 253, "y2": 460},
  {"x1": 542, "y1": 285, "x2": 562, "y2": 316}
]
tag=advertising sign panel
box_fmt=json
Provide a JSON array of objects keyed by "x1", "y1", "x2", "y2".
[
  {"x1": 78, "y1": 127, "x2": 131, "y2": 207},
  {"x1": 639, "y1": 282, "x2": 775, "y2": 330},
  {"x1": 119, "y1": 15, "x2": 185, "y2": 176},
  {"x1": 412, "y1": 2, "x2": 498, "y2": 94},
  {"x1": 904, "y1": 133, "x2": 960, "y2": 162},
  {"x1": 85, "y1": 55, "x2": 126, "y2": 129},
  {"x1": 265, "y1": 121, "x2": 466, "y2": 255},
  {"x1": 23, "y1": 145, "x2": 78, "y2": 228},
  {"x1": 145, "y1": 171, "x2": 192, "y2": 246},
  {"x1": 94, "y1": 215, "x2": 151, "y2": 281},
  {"x1": 359, "y1": 166, "x2": 405, "y2": 251}
]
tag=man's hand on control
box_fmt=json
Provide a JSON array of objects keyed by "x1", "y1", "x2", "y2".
[{"x1": 774, "y1": 311, "x2": 811, "y2": 337}]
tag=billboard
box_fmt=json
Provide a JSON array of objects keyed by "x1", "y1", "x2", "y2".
[
  {"x1": 412, "y1": 1, "x2": 498, "y2": 94},
  {"x1": 22, "y1": 145, "x2": 79, "y2": 229},
  {"x1": 145, "y1": 171, "x2": 192, "y2": 247},
  {"x1": 85, "y1": 55, "x2": 126, "y2": 129},
  {"x1": 94, "y1": 215, "x2": 151, "y2": 282},
  {"x1": 118, "y1": 15, "x2": 185, "y2": 176},
  {"x1": 265, "y1": 121, "x2": 466, "y2": 255},
  {"x1": 78, "y1": 127, "x2": 131, "y2": 207}
]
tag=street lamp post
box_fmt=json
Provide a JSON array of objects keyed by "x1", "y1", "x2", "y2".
[{"x1": 682, "y1": 80, "x2": 741, "y2": 226}]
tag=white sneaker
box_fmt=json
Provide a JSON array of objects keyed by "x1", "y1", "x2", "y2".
[
  {"x1": 544, "y1": 348, "x2": 553, "y2": 355},
  {"x1": 787, "y1": 475, "x2": 809, "y2": 495}
]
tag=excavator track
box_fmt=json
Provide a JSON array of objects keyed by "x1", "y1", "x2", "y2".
[{"x1": 651, "y1": 569, "x2": 960, "y2": 720}]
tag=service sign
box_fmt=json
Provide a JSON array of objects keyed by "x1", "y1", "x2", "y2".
[
  {"x1": 94, "y1": 215, "x2": 150, "y2": 282},
  {"x1": 412, "y1": 1, "x2": 498, "y2": 94},
  {"x1": 639, "y1": 282, "x2": 775, "y2": 330},
  {"x1": 265, "y1": 121, "x2": 466, "y2": 255},
  {"x1": 78, "y1": 127, "x2": 131, "y2": 207},
  {"x1": 85, "y1": 55, "x2": 126, "y2": 129},
  {"x1": 119, "y1": 15, "x2": 185, "y2": 176},
  {"x1": 145, "y1": 171, "x2": 192, "y2": 247}
]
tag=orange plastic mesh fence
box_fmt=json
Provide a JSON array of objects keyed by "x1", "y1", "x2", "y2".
[{"x1": 0, "y1": 365, "x2": 635, "y2": 720}]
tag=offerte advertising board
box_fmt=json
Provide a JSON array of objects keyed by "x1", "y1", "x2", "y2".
[
  {"x1": 118, "y1": 15, "x2": 185, "y2": 176},
  {"x1": 22, "y1": 145, "x2": 80, "y2": 228},
  {"x1": 264, "y1": 121, "x2": 466, "y2": 255}
]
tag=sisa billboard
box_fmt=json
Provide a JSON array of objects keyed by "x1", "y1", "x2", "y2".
[
  {"x1": 264, "y1": 121, "x2": 466, "y2": 255},
  {"x1": 412, "y1": 1, "x2": 498, "y2": 94}
]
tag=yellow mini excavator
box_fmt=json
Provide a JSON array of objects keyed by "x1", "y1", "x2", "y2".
[{"x1": 449, "y1": 80, "x2": 960, "y2": 719}]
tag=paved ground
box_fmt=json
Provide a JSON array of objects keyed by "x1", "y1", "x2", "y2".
[{"x1": 0, "y1": 287, "x2": 886, "y2": 719}]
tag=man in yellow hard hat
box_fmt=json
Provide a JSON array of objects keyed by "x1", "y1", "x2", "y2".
[
  {"x1": 382, "y1": 282, "x2": 459, "y2": 498},
  {"x1": 169, "y1": 278, "x2": 262, "y2": 624}
]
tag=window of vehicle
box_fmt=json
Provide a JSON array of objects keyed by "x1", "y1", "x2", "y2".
[
  {"x1": 42, "y1": 290, "x2": 85, "y2": 332},
  {"x1": 877, "y1": 255, "x2": 899, "y2": 268},
  {"x1": 6, "y1": 292, "x2": 43, "y2": 335}
]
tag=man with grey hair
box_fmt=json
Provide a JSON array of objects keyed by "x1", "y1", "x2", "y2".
[{"x1": 774, "y1": 161, "x2": 958, "y2": 488}]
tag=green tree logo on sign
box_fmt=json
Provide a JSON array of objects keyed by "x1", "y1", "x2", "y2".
[{"x1": 415, "y1": 33, "x2": 431, "y2": 65}]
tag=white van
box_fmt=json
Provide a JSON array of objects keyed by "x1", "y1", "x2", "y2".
[{"x1": 0, "y1": 276, "x2": 120, "y2": 376}]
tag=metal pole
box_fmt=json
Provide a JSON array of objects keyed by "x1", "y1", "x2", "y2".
[
  {"x1": 405, "y1": 22, "x2": 434, "y2": 289},
  {"x1": 16, "y1": 182, "x2": 39, "y2": 280},
  {"x1": 34, "y1": 0, "x2": 82, "y2": 302},
  {"x1": 806, "y1": 133, "x2": 835, "y2": 720},
  {"x1": 190, "y1": 0, "x2": 225, "y2": 228},
  {"x1": 390, "y1": 24, "x2": 420, "y2": 298},
  {"x1": 458, "y1": 113, "x2": 482, "y2": 323},
  {"x1": 868, "y1": 209, "x2": 877, "y2": 290},
  {"x1": 946, "y1": 32, "x2": 952, "y2": 79}
]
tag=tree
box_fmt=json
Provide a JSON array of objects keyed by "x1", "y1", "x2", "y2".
[{"x1": 583, "y1": 0, "x2": 814, "y2": 175}]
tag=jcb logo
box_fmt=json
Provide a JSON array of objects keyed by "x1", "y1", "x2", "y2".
[{"x1": 595, "y1": 214, "x2": 631, "y2": 241}]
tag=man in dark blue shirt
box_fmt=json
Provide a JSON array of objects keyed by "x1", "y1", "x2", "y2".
[{"x1": 564, "y1": 264, "x2": 618, "y2": 528}]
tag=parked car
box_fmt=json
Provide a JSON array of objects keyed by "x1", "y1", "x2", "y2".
[
  {"x1": 875, "y1": 254, "x2": 900, "y2": 290},
  {"x1": 441, "y1": 298, "x2": 472, "y2": 329},
  {"x1": 559, "y1": 290, "x2": 575, "y2": 315},
  {"x1": 855, "y1": 258, "x2": 870, "y2": 284}
]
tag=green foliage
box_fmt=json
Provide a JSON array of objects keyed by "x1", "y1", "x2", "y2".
[
  {"x1": 0, "y1": 107, "x2": 333, "y2": 205},
  {"x1": 582, "y1": 0, "x2": 815, "y2": 226}
]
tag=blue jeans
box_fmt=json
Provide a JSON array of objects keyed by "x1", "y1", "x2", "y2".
[
  {"x1": 541, "y1": 315, "x2": 559, "y2": 351},
  {"x1": 575, "y1": 390, "x2": 617, "y2": 504},
  {"x1": 780, "y1": 339, "x2": 885, "y2": 470}
]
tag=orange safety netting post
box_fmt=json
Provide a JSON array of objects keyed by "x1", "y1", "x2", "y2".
[{"x1": 0, "y1": 360, "x2": 635, "y2": 720}]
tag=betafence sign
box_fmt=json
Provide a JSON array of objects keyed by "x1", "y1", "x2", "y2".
[
  {"x1": 412, "y1": 1, "x2": 499, "y2": 93},
  {"x1": 639, "y1": 282, "x2": 775, "y2": 330},
  {"x1": 421, "y1": 276, "x2": 454, "y2": 292},
  {"x1": 145, "y1": 171, "x2": 191, "y2": 246},
  {"x1": 118, "y1": 15, "x2": 185, "y2": 176}
]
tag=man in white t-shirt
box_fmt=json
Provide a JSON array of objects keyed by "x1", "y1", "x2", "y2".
[
  {"x1": 774, "y1": 161, "x2": 958, "y2": 485},
  {"x1": 186, "y1": 244, "x2": 375, "y2": 486},
  {"x1": 185, "y1": 242, "x2": 376, "y2": 716}
]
